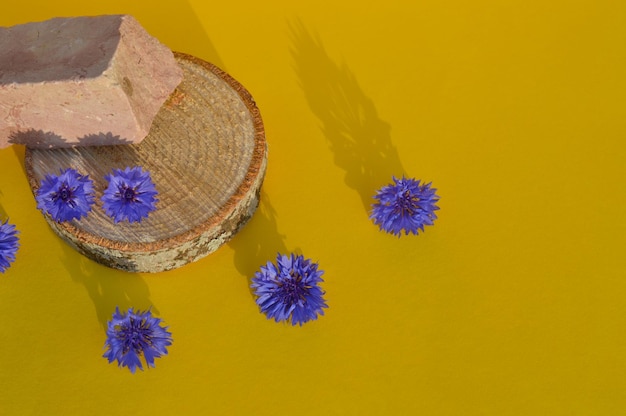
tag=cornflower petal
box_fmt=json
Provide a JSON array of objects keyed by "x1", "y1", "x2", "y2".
[
  {"x1": 101, "y1": 166, "x2": 158, "y2": 223},
  {"x1": 370, "y1": 176, "x2": 440, "y2": 237},
  {"x1": 251, "y1": 253, "x2": 328, "y2": 326},
  {"x1": 103, "y1": 307, "x2": 172, "y2": 373},
  {"x1": 0, "y1": 219, "x2": 19, "y2": 273},
  {"x1": 35, "y1": 168, "x2": 95, "y2": 222}
]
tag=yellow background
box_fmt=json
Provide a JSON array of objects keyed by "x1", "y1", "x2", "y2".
[{"x1": 1, "y1": 1, "x2": 625, "y2": 414}]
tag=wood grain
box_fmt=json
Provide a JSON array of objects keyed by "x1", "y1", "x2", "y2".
[{"x1": 24, "y1": 52, "x2": 267, "y2": 273}]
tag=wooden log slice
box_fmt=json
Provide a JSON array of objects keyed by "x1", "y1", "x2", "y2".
[{"x1": 24, "y1": 52, "x2": 267, "y2": 273}]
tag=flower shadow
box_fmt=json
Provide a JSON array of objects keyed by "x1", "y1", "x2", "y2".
[
  {"x1": 9, "y1": 129, "x2": 136, "y2": 148},
  {"x1": 77, "y1": 132, "x2": 133, "y2": 147},
  {"x1": 289, "y1": 21, "x2": 406, "y2": 213},
  {"x1": 59, "y1": 242, "x2": 157, "y2": 328},
  {"x1": 8, "y1": 129, "x2": 67, "y2": 148},
  {"x1": 228, "y1": 191, "x2": 289, "y2": 297}
]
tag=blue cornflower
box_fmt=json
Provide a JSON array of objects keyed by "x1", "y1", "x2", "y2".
[
  {"x1": 35, "y1": 168, "x2": 95, "y2": 222},
  {"x1": 103, "y1": 307, "x2": 172, "y2": 373},
  {"x1": 370, "y1": 176, "x2": 440, "y2": 236},
  {"x1": 102, "y1": 167, "x2": 158, "y2": 223},
  {"x1": 251, "y1": 253, "x2": 328, "y2": 326},
  {"x1": 0, "y1": 219, "x2": 19, "y2": 273}
]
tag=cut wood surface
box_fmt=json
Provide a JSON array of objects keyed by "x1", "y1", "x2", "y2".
[{"x1": 24, "y1": 52, "x2": 267, "y2": 273}]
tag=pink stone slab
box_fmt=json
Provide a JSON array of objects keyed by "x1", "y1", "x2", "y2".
[{"x1": 0, "y1": 15, "x2": 183, "y2": 148}]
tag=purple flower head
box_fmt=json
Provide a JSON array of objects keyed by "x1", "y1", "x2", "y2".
[
  {"x1": 102, "y1": 167, "x2": 158, "y2": 223},
  {"x1": 251, "y1": 253, "x2": 328, "y2": 326},
  {"x1": 0, "y1": 219, "x2": 19, "y2": 273},
  {"x1": 103, "y1": 307, "x2": 172, "y2": 373},
  {"x1": 35, "y1": 168, "x2": 95, "y2": 222},
  {"x1": 370, "y1": 176, "x2": 440, "y2": 237}
]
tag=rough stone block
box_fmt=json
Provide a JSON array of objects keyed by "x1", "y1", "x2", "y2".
[{"x1": 0, "y1": 15, "x2": 183, "y2": 148}]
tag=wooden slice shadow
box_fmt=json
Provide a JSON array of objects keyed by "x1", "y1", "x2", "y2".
[{"x1": 24, "y1": 52, "x2": 267, "y2": 273}]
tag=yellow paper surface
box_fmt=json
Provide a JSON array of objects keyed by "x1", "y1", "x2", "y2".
[{"x1": 1, "y1": 1, "x2": 625, "y2": 414}]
